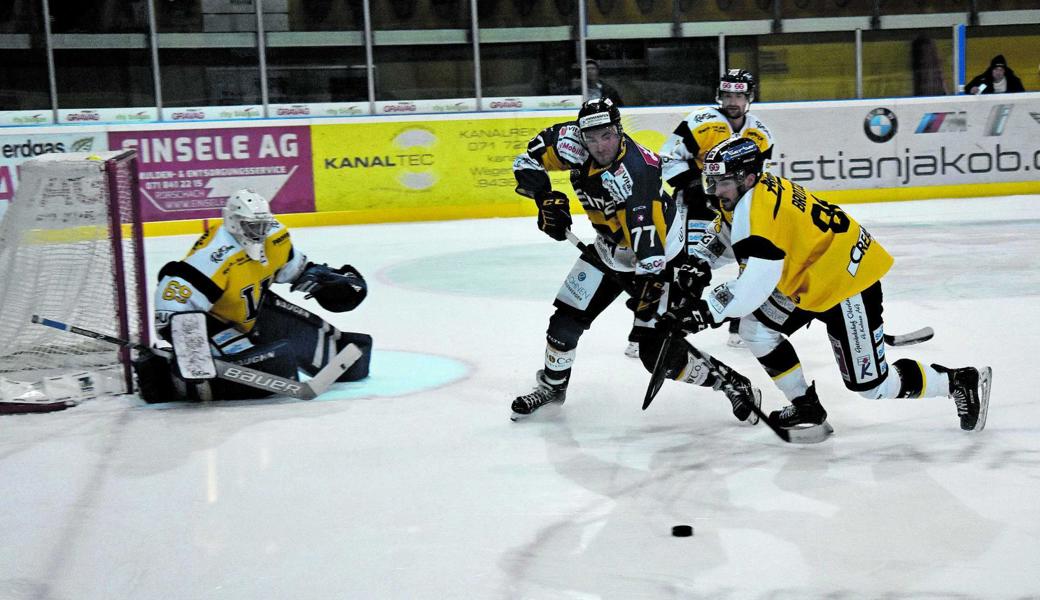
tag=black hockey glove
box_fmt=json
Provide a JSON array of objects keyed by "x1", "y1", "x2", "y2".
[
  {"x1": 291, "y1": 263, "x2": 367, "y2": 312},
  {"x1": 657, "y1": 297, "x2": 718, "y2": 334},
  {"x1": 674, "y1": 256, "x2": 712, "y2": 298},
  {"x1": 627, "y1": 274, "x2": 667, "y2": 321},
  {"x1": 535, "y1": 190, "x2": 572, "y2": 241}
]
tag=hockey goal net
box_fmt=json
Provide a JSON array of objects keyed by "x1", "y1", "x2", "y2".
[{"x1": 0, "y1": 150, "x2": 148, "y2": 413}]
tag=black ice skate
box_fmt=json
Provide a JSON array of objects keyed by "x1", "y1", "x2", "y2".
[
  {"x1": 934, "y1": 364, "x2": 991, "y2": 432},
  {"x1": 715, "y1": 370, "x2": 761, "y2": 425},
  {"x1": 769, "y1": 383, "x2": 834, "y2": 436},
  {"x1": 510, "y1": 370, "x2": 567, "y2": 422}
]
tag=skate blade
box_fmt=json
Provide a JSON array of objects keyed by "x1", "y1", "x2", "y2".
[
  {"x1": 783, "y1": 420, "x2": 834, "y2": 444},
  {"x1": 510, "y1": 401, "x2": 564, "y2": 422},
  {"x1": 972, "y1": 366, "x2": 992, "y2": 432}
]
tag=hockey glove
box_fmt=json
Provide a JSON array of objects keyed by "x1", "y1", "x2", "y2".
[
  {"x1": 291, "y1": 263, "x2": 367, "y2": 312},
  {"x1": 674, "y1": 256, "x2": 712, "y2": 298},
  {"x1": 658, "y1": 297, "x2": 718, "y2": 334},
  {"x1": 627, "y1": 274, "x2": 667, "y2": 321},
  {"x1": 535, "y1": 190, "x2": 572, "y2": 241}
]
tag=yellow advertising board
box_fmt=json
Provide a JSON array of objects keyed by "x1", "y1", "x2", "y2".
[
  {"x1": 311, "y1": 116, "x2": 563, "y2": 222},
  {"x1": 309, "y1": 113, "x2": 676, "y2": 224}
]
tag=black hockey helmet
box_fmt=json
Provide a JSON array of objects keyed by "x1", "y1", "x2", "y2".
[
  {"x1": 577, "y1": 98, "x2": 622, "y2": 135},
  {"x1": 701, "y1": 137, "x2": 764, "y2": 196},
  {"x1": 716, "y1": 68, "x2": 756, "y2": 105}
]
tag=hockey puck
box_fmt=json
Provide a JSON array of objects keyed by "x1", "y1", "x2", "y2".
[{"x1": 671, "y1": 525, "x2": 693, "y2": 537}]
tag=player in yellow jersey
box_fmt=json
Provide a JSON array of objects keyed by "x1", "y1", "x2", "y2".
[
  {"x1": 662, "y1": 138, "x2": 990, "y2": 437},
  {"x1": 132, "y1": 189, "x2": 372, "y2": 403},
  {"x1": 622, "y1": 69, "x2": 773, "y2": 356}
]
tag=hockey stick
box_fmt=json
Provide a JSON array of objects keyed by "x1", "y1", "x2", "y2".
[
  {"x1": 563, "y1": 231, "x2": 829, "y2": 443},
  {"x1": 642, "y1": 329, "x2": 675, "y2": 410},
  {"x1": 884, "y1": 327, "x2": 934, "y2": 347},
  {"x1": 31, "y1": 316, "x2": 361, "y2": 401}
]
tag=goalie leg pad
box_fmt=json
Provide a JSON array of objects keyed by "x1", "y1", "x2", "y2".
[
  {"x1": 204, "y1": 340, "x2": 300, "y2": 400},
  {"x1": 255, "y1": 294, "x2": 371, "y2": 382}
]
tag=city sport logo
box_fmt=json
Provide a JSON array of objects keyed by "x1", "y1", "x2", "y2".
[
  {"x1": 915, "y1": 111, "x2": 967, "y2": 134},
  {"x1": 864, "y1": 108, "x2": 897, "y2": 143}
]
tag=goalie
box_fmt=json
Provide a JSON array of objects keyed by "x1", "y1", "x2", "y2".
[{"x1": 133, "y1": 189, "x2": 372, "y2": 403}]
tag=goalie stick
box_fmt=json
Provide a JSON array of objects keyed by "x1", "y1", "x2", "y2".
[
  {"x1": 31, "y1": 316, "x2": 361, "y2": 401},
  {"x1": 564, "y1": 231, "x2": 830, "y2": 444}
]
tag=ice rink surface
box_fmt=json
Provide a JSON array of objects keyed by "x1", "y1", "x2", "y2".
[{"x1": 2, "y1": 195, "x2": 1039, "y2": 599}]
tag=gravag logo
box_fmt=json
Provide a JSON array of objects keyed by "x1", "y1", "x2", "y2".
[{"x1": 864, "y1": 108, "x2": 898, "y2": 143}]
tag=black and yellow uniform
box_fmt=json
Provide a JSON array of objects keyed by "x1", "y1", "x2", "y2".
[
  {"x1": 154, "y1": 222, "x2": 307, "y2": 338},
  {"x1": 514, "y1": 121, "x2": 684, "y2": 276}
]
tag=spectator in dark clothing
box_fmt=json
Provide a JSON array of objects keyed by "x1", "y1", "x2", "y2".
[
  {"x1": 584, "y1": 59, "x2": 624, "y2": 106},
  {"x1": 967, "y1": 55, "x2": 1026, "y2": 95}
]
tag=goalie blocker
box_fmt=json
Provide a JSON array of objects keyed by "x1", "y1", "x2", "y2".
[{"x1": 134, "y1": 293, "x2": 372, "y2": 403}]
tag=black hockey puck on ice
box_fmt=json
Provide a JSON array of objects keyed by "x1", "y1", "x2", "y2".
[{"x1": 671, "y1": 525, "x2": 693, "y2": 537}]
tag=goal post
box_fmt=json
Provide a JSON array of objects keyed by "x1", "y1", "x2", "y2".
[{"x1": 0, "y1": 150, "x2": 148, "y2": 413}]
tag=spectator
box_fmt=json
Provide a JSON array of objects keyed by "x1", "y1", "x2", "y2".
[
  {"x1": 583, "y1": 59, "x2": 624, "y2": 106},
  {"x1": 966, "y1": 55, "x2": 1025, "y2": 95}
]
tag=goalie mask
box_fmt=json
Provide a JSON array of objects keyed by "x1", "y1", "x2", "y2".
[{"x1": 223, "y1": 189, "x2": 278, "y2": 264}]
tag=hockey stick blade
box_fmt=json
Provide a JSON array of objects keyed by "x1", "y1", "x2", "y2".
[
  {"x1": 884, "y1": 327, "x2": 934, "y2": 347},
  {"x1": 300, "y1": 343, "x2": 363, "y2": 399},
  {"x1": 643, "y1": 330, "x2": 675, "y2": 410},
  {"x1": 31, "y1": 315, "x2": 360, "y2": 401}
]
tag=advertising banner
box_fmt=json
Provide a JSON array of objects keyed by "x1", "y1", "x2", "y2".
[
  {"x1": 58, "y1": 107, "x2": 160, "y2": 125},
  {"x1": 747, "y1": 95, "x2": 1040, "y2": 191},
  {"x1": 0, "y1": 110, "x2": 55, "y2": 127},
  {"x1": 311, "y1": 116, "x2": 572, "y2": 212},
  {"x1": 109, "y1": 125, "x2": 314, "y2": 221},
  {"x1": 0, "y1": 131, "x2": 108, "y2": 219}
]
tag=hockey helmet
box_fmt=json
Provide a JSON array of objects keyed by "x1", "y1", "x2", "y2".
[
  {"x1": 577, "y1": 98, "x2": 622, "y2": 135},
  {"x1": 716, "y1": 69, "x2": 756, "y2": 106},
  {"x1": 701, "y1": 137, "x2": 764, "y2": 197},
  {"x1": 223, "y1": 189, "x2": 278, "y2": 262}
]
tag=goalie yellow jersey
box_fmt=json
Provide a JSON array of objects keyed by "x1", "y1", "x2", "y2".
[
  {"x1": 730, "y1": 173, "x2": 893, "y2": 312},
  {"x1": 154, "y1": 223, "x2": 306, "y2": 333}
]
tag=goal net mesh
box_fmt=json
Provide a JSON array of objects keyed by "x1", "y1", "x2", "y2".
[{"x1": 0, "y1": 151, "x2": 147, "y2": 401}]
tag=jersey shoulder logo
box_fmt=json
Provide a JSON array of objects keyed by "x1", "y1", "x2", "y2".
[
  {"x1": 556, "y1": 127, "x2": 588, "y2": 165},
  {"x1": 634, "y1": 143, "x2": 660, "y2": 167}
]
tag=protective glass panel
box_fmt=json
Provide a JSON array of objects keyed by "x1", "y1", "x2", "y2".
[
  {"x1": 373, "y1": 45, "x2": 475, "y2": 100},
  {"x1": 862, "y1": 29, "x2": 952, "y2": 98},
  {"x1": 726, "y1": 31, "x2": 855, "y2": 102},
  {"x1": 54, "y1": 49, "x2": 156, "y2": 108},
  {"x1": 584, "y1": 38, "x2": 719, "y2": 107},
  {"x1": 480, "y1": 41, "x2": 578, "y2": 98}
]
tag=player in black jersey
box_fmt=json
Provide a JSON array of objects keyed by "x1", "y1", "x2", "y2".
[{"x1": 509, "y1": 99, "x2": 761, "y2": 424}]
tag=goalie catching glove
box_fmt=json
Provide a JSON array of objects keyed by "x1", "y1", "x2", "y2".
[
  {"x1": 290, "y1": 263, "x2": 367, "y2": 312},
  {"x1": 535, "y1": 190, "x2": 572, "y2": 241}
]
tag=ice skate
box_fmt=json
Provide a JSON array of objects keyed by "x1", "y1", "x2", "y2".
[
  {"x1": 510, "y1": 370, "x2": 567, "y2": 421},
  {"x1": 935, "y1": 365, "x2": 991, "y2": 432},
  {"x1": 716, "y1": 370, "x2": 760, "y2": 425},
  {"x1": 769, "y1": 383, "x2": 834, "y2": 436}
]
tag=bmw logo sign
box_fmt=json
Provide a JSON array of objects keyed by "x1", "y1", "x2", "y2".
[{"x1": 864, "y1": 108, "x2": 898, "y2": 143}]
